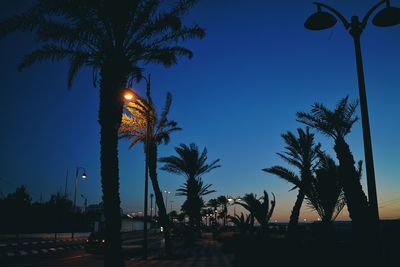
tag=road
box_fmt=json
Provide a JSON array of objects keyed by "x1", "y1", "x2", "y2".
[
  {"x1": 1, "y1": 231, "x2": 164, "y2": 267},
  {"x1": 3, "y1": 250, "x2": 104, "y2": 267}
]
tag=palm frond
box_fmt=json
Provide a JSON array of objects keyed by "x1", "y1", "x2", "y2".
[{"x1": 263, "y1": 166, "x2": 301, "y2": 188}]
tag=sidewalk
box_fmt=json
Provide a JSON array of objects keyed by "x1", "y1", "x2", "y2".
[{"x1": 127, "y1": 233, "x2": 234, "y2": 267}]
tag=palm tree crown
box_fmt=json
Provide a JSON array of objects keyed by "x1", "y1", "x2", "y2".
[
  {"x1": 305, "y1": 152, "x2": 347, "y2": 224},
  {"x1": 119, "y1": 87, "x2": 181, "y2": 148},
  {"x1": 160, "y1": 143, "x2": 220, "y2": 180},
  {"x1": 296, "y1": 96, "x2": 358, "y2": 140},
  {"x1": 0, "y1": 0, "x2": 206, "y2": 87},
  {"x1": 236, "y1": 191, "x2": 275, "y2": 230}
]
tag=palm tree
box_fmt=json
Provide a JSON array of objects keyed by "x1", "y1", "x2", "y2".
[
  {"x1": 305, "y1": 152, "x2": 347, "y2": 226},
  {"x1": 236, "y1": 191, "x2": 275, "y2": 232},
  {"x1": 119, "y1": 86, "x2": 180, "y2": 255},
  {"x1": 296, "y1": 97, "x2": 371, "y2": 234},
  {"x1": 229, "y1": 213, "x2": 252, "y2": 234},
  {"x1": 176, "y1": 176, "x2": 215, "y2": 230},
  {"x1": 263, "y1": 128, "x2": 320, "y2": 233},
  {"x1": 160, "y1": 143, "x2": 220, "y2": 231},
  {"x1": 0, "y1": 1, "x2": 205, "y2": 264},
  {"x1": 217, "y1": 195, "x2": 229, "y2": 227}
]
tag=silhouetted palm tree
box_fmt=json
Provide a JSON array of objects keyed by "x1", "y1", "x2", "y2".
[
  {"x1": 263, "y1": 128, "x2": 319, "y2": 233},
  {"x1": 217, "y1": 196, "x2": 229, "y2": 227},
  {"x1": 306, "y1": 152, "x2": 347, "y2": 225},
  {"x1": 236, "y1": 191, "x2": 275, "y2": 232},
  {"x1": 119, "y1": 87, "x2": 180, "y2": 255},
  {"x1": 296, "y1": 97, "x2": 371, "y2": 234},
  {"x1": 0, "y1": 1, "x2": 204, "y2": 265},
  {"x1": 160, "y1": 143, "x2": 220, "y2": 230},
  {"x1": 229, "y1": 213, "x2": 252, "y2": 234},
  {"x1": 176, "y1": 176, "x2": 215, "y2": 229}
]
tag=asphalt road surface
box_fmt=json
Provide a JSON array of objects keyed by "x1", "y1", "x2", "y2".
[{"x1": 1, "y1": 231, "x2": 163, "y2": 267}]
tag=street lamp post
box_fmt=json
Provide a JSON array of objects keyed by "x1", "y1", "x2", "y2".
[
  {"x1": 305, "y1": 0, "x2": 400, "y2": 261},
  {"x1": 80, "y1": 194, "x2": 88, "y2": 213},
  {"x1": 72, "y1": 167, "x2": 87, "y2": 239},
  {"x1": 305, "y1": 0, "x2": 400, "y2": 224},
  {"x1": 163, "y1": 190, "x2": 171, "y2": 212},
  {"x1": 123, "y1": 75, "x2": 151, "y2": 259},
  {"x1": 142, "y1": 74, "x2": 151, "y2": 260}
]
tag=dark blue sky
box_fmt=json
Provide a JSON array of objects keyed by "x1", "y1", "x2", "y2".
[{"x1": 0, "y1": 0, "x2": 399, "y2": 221}]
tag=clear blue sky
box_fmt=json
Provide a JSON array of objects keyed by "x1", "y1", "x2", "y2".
[{"x1": 0, "y1": 0, "x2": 399, "y2": 221}]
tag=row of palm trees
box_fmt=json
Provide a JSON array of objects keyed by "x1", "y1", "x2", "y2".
[
  {"x1": 0, "y1": 0, "x2": 206, "y2": 266},
  {"x1": 264, "y1": 97, "x2": 371, "y2": 239},
  {"x1": 119, "y1": 80, "x2": 221, "y2": 250}
]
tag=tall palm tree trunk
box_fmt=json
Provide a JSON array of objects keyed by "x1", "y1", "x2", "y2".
[
  {"x1": 334, "y1": 137, "x2": 371, "y2": 231},
  {"x1": 288, "y1": 189, "x2": 305, "y2": 234},
  {"x1": 99, "y1": 65, "x2": 126, "y2": 267},
  {"x1": 334, "y1": 137, "x2": 378, "y2": 264},
  {"x1": 148, "y1": 143, "x2": 172, "y2": 256}
]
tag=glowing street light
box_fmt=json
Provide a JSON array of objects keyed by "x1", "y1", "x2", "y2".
[
  {"x1": 123, "y1": 89, "x2": 136, "y2": 101},
  {"x1": 72, "y1": 166, "x2": 87, "y2": 239}
]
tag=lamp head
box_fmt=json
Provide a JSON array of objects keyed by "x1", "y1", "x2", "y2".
[
  {"x1": 372, "y1": 5, "x2": 400, "y2": 27},
  {"x1": 123, "y1": 89, "x2": 136, "y2": 102},
  {"x1": 81, "y1": 172, "x2": 87, "y2": 179},
  {"x1": 305, "y1": 5, "x2": 337, "y2": 30}
]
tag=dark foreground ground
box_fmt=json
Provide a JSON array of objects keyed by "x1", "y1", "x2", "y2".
[
  {"x1": 0, "y1": 232, "x2": 233, "y2": 267},
  {"x1": 1, "y1": 220, "x2": 399, "y2": 267}
]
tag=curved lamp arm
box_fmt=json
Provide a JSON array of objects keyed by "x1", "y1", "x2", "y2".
[
  {"x1": 361, "y1": 0, "x2": 388, "y2": 28},
  {"x1": 314, "y1": 2, "x2": 350, "y2": 29}
]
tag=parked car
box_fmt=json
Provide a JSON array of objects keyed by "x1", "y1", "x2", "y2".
[{"x1": 85, "y1": 232, "x2": 106, "y2": 253}]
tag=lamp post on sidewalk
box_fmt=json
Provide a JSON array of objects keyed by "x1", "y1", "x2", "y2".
[
  {"x1": 142, "y1": 74, "x2": 151, "y2": 260},
  {"x1": 305, "y1": 0, "x2": 400, "y2": 225},
  {"x1": 72, "y1": 166, "x2": 87, "y2": 239},
  {"x1": 80, "y1": 194, "x2": 88, "y2": 213},
  {"x1": 304, "y1": 0, "x2": 400, "y2": 262},
  {"x1": 163, "y1": 190, "x2": 171, "y2": 211},
  {"x1": 123, "y1": 75, "x2": 151, "y2": 259}
]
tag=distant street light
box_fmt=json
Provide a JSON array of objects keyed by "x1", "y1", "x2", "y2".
[{"x1": 72, "y1": 166, "x2": 87, "y2": 239}]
